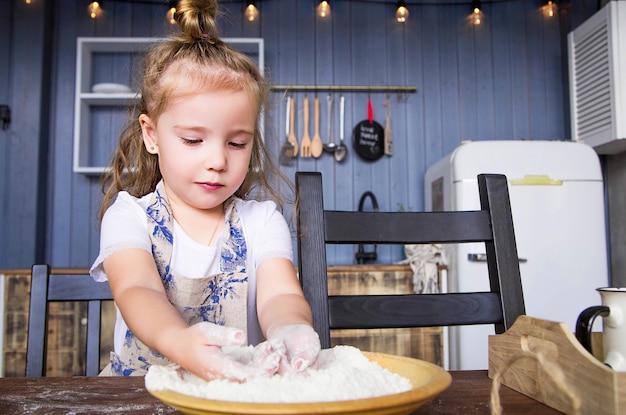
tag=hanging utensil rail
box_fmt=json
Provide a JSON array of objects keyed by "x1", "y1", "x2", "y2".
[{"x1": 271, "y1": 85, "x2": 417, "y2": 94}]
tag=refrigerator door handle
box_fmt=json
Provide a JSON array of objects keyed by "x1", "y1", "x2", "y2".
[{"x1": 467, "y1": 253, "x2": 527, "y2": 263}]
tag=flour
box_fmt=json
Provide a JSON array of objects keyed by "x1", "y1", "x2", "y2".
[{"x1": 145, "y1": 345, "x2": 412, "y2": 403}]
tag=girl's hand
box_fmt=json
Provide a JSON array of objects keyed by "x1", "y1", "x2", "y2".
[
  {"x1": 178, "y1": 322, "x2": 253, "y2": 382},
  {"x1": 267, "y1": 324, "x2": 321, "y2": 374}
]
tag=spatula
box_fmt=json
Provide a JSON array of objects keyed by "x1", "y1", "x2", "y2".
[{"x1": 384, "y1": 97, "x2": 393, "y2": 156}]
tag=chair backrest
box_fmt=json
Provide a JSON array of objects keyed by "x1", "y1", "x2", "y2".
[
  {"x1": 26, "y1": 264, "x2": 113, "y2": 376},
  {"x1": 295, "y1": 172, "x2": 526, "y2": 349}
]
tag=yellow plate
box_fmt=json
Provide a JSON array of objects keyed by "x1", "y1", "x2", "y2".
[{"x1": 147, "y1": 352, "x2": 451, "y2": 415}]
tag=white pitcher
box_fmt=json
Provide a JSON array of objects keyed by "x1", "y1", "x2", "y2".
[{"x1": 576, "y1": 287, "x2": 626, "y2": 371}]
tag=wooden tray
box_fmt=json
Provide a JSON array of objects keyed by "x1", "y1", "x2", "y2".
[{"x1": 488, "y1": 315, "x2": 626, "y2": 414}]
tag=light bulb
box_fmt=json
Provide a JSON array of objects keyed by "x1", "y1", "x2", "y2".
[
  {"x1": 245, "y1": 2, "x2": 259, "y2": 22},
  {"x1": 317, "y1": 1, "x2": 330, "y2": 18},
  {"x1": 471, "y1": 0, "x2": 482, "y2": 25},
  {"x1": 25, "y1": 0, "x2": 31, "y2": 4},
  {"x1": 88, "y1": 1, "x2": 100, "y2": 19},
  {"x1": 472, "y1": 9, "x2": 481, "y2": 25},
  {"x1": 544, "y1": 1, "x2": 557, "y2": 17},
  {"x1": 166, "y1": 7, "x2": 176, "y2": 24},
  {"x1": 166, "y1": 1, "x2": 177, "y2": 24},
  {"x1": 396, "y1": 1, "x2": 409, "y2": 23}
]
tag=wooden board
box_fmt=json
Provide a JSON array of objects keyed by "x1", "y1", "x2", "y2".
[
  {"x1": 1, "y1": 270, "x2": 114, "y2": 377},
  {"x1": 3, "y1": 265, "x2": 442, "y2": 376},
  {"x1": 328, "y1": 266, "x2": 443, "y2": 365},
  {"x1": 489, "y1": 315, "x2": 626, "y2": 414}
]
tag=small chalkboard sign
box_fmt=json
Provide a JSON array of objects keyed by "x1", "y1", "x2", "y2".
[{"x1": 352, "y1": 98, "x2": 385, "y2": 161}]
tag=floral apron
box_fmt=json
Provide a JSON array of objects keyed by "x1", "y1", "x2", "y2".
[{"x1": 105, "y1": 182, "x2": 248, "y2": 376}]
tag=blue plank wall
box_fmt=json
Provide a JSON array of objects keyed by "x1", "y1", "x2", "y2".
[{"x1": 0, "y1": 0, "x2": 602, "y2": 269}]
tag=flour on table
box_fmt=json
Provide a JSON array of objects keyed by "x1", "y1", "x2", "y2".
[{"x1": 145, "y1": 345, "x2": 412, "y2": 403}]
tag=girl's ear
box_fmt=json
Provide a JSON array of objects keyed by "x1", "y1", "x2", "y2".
[{"x1": 139, "y1": 114, "x2": 159, "y2": 154}]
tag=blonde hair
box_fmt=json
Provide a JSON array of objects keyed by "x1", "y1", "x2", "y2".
[{"x1": 100, "y1": 0, "x2": 289, "y2": 220}]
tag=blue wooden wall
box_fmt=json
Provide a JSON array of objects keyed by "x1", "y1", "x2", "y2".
[{"x1": 0, "y1": 0, "x2": 602, "y2": 268}]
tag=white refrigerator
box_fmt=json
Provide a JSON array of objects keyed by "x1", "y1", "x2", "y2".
[{"x1": 424, "y1": 140, "x2": 609, "y2": 370}]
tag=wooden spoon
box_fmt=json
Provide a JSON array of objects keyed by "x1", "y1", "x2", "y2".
[{"x1": 311, "y1": 96, "x2": 323, "y2": 158}]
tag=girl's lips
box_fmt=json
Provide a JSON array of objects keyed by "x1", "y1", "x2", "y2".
[{"x1": 197, "y1": 182, "x2": 224, "y2": 191}]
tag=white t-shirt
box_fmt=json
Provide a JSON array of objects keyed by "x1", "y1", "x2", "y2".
[{"x1": 90, "y1": 191, "x2": 294, "y2": 353}]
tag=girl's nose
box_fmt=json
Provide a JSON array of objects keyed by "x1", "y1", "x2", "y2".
[{"x1": 203, "y1": 143, "x2": 226, "y2": 171}]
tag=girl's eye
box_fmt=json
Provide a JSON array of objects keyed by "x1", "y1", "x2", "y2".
[
  {"x1": 181, "y1": 137, "x2": 202, "y2": 145},
  {"x1": 229, "y1": 141, "x2": 247, "y2": 149}
]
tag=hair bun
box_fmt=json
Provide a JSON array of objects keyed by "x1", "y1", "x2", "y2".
[{"x1": 174, "y1": 0, "x2": 220, "y2": 42}]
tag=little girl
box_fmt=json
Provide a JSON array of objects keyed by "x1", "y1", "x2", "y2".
[{"x1": 90, "y1": 0, "x2": 320, "y2": 381}]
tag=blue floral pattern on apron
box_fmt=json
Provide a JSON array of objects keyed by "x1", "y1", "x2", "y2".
[{"x1": 107, "y1": 181, "x2": 248, "y2": 376}]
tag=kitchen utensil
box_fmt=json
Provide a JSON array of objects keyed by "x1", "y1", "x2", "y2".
[
  {"x1": 334, "y1": 95, "x2": 347, "y2": 162},
  {"x1": 147, "y1": 351, "x2": 451, "y2": 415},
  {"x1": 352, "y1": 97, "x2": 385, "y2": 161},
  {"x1": 311, "y1": 96, "x2": 324, "y2": 158},
  {"x1": 384, "y1": 97, "x2": 393, "y2": 156},
  {"x1": 287, "y1": 96, "x2": 298, "y2": 157},
  {"x1": 323, "y1": 94, "x2": 337, "y2": 153},
  {"x1": 300, "y1": 96, "x2": 312, "y2": 158},
  {"x1": 279, "y1": 96, "x2": 295, "y2": 164}
]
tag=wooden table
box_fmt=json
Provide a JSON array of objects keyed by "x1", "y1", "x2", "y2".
[{"x1": 0, "y1": 371, "x2": 562, "y2": 414}]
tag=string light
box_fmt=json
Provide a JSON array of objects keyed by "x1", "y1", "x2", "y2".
[
  {"x1": 395, "y1": 0, "x2": 409, "y2": 23},
  {"x1": 544, "y1": 0, "x2": 557, "y2": 17},
  {"x1": 245, "y1": 1, "x2": 259, "y2": 22},
  {"x1": 79, "y1": 1, "x2": 552, "y2": 26},
  {"x1": 88, "y1": 1, "x2": 101, "y2": 19},
  {"x1": 471, "y1": 0, "x2": 482, "y2": 25},
  {"x1": 317, "y1": 1, "x2": 330, "y2": 18}
]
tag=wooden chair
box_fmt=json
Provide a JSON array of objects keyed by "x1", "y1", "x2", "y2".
[
  {"x1": 295, "y1": 172, "x2": 526, "y2": 349},
  {"x1": 26, "y1": 264, "x2": 113, "y2": 376}
]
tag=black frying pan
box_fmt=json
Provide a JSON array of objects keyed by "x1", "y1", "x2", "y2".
[{"x1": 352, "y1": 97, "x2": 385, "y2": 161}]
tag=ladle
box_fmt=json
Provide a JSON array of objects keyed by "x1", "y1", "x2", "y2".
[
  {"x1": 334, "y1": 95, "x2": 347, "y2": 162},
  {"x1": 323, "y1": 94, "x2": 337, "y2": 153}
]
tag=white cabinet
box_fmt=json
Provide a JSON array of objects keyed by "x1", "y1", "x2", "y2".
[
  {"x1": 73, "y1": 37, "x2": 264, "y2": 174},
  {"x1": 568, "y1": 1, "x2": 626, "y2": 154}
]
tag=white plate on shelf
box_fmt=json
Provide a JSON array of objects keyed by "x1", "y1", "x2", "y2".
[{"x1": 91, "y1": 83, "x2": 132, "y2": 93}]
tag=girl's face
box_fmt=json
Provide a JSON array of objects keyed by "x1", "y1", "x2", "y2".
[{"x1": 139, "y1": 88, "x2": 256, "y2": 213}]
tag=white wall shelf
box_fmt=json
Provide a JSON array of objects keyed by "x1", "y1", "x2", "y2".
[{"x1": 73, "y1": 37, "x2": 264, "y2": 174}]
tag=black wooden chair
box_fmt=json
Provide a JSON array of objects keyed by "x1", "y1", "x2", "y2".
[
  {"x1": 295, "y1": 172, "x2": 526, "y2": 349},
  {"x1": 26, "y1": 264, "x2": 113, "y2": 376}
]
